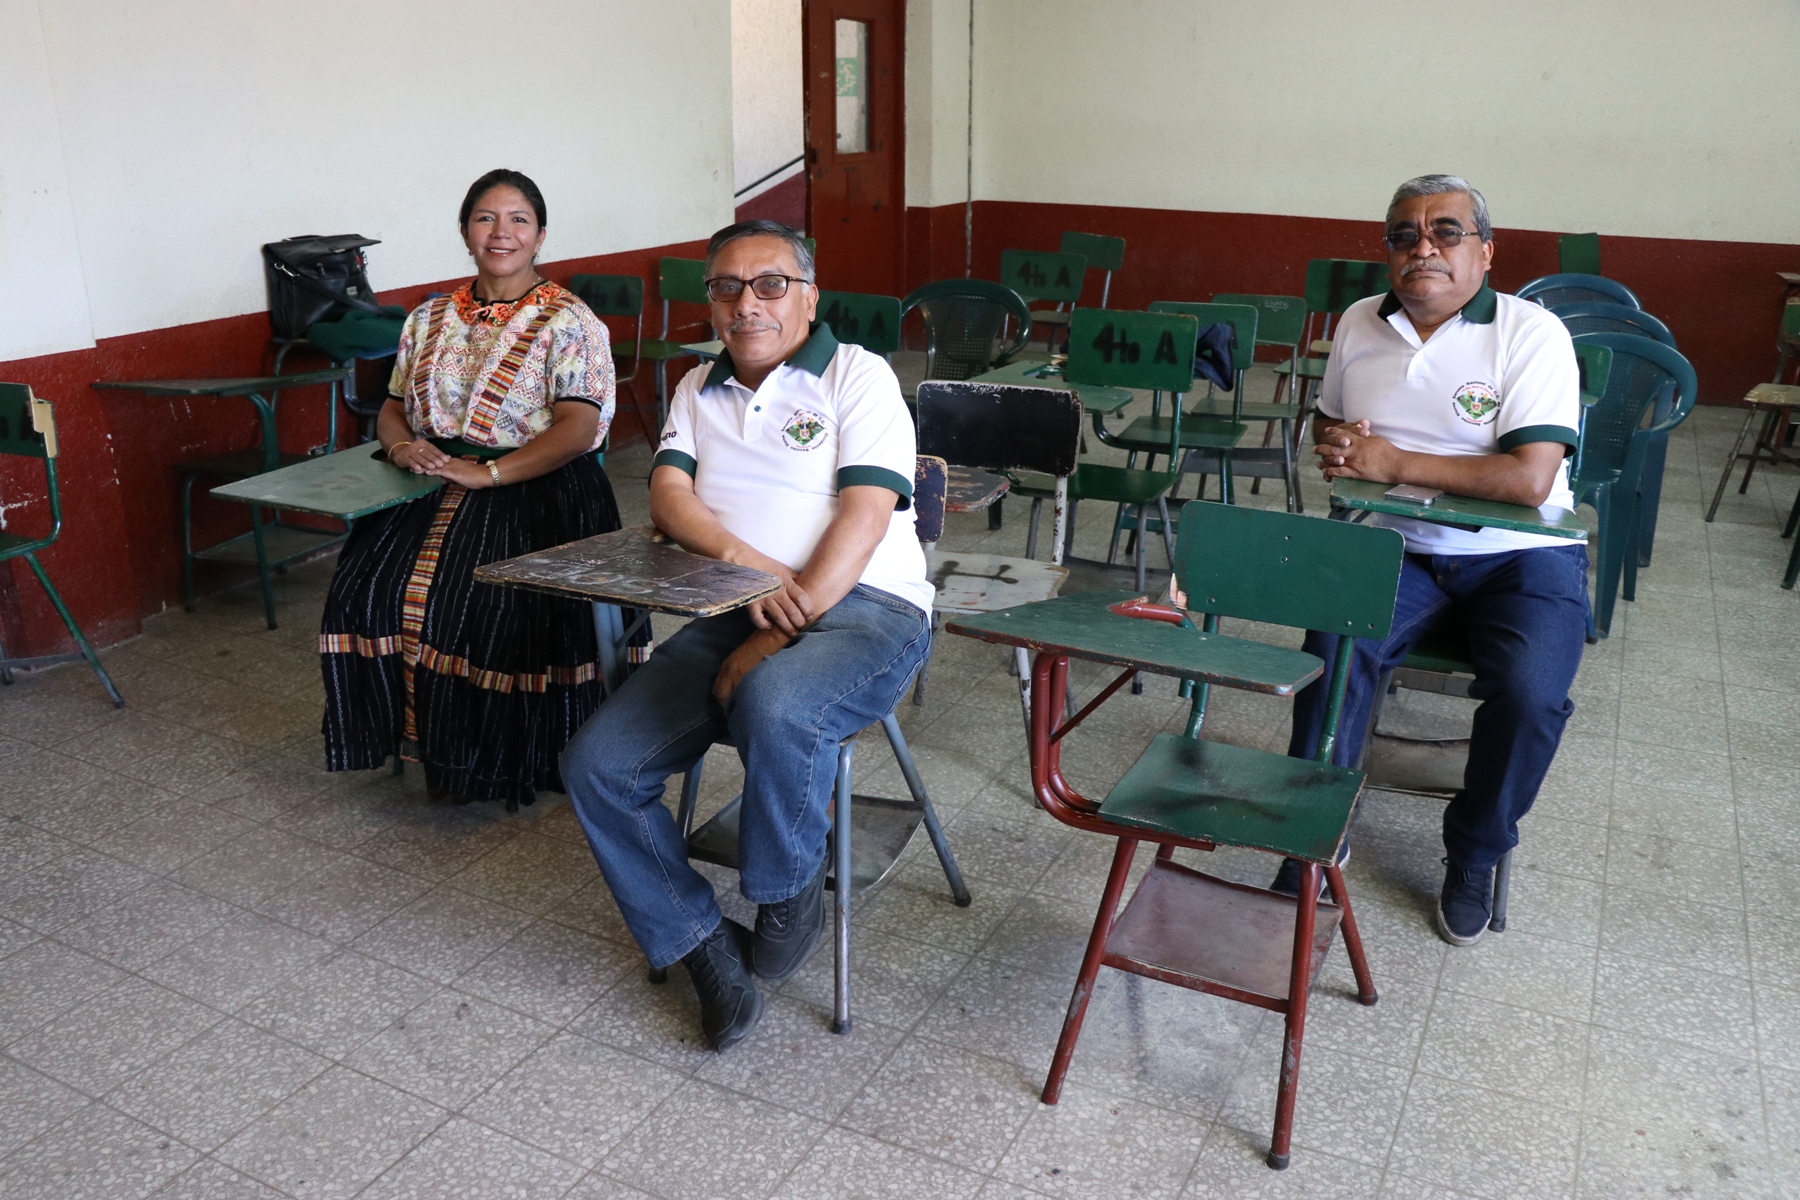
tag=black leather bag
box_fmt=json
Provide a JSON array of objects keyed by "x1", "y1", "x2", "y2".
[{"x1": 262, "y1": 234, "x2": 386, "y2": 338}]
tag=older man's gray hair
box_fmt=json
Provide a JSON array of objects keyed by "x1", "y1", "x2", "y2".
[
  {"x1": 1388, "y1": 175, "x2": 1492, "y2": 243},
  {"x1": 704, "y1": 219, "x2": 817, "y2": 281}
]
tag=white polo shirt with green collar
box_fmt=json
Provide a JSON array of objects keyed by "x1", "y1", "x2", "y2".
[
  {"x1": 652, "y1": 325, "x2": 934, "y2": 613},
  {"x1": 1320, "y1": 283, "x2": 1581, "y2": 555}
]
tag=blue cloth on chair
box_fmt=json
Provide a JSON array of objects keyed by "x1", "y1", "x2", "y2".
[{"x1": 1194, "y1": 322, "x2": 1236, "y2": 392}]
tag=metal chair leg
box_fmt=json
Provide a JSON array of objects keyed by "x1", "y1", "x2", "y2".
[
  {"x1": 1490, "y1": 849, "x2": 1512, "y2": 932},
  {"x1": 881, "y1": 712, "x2": 970, "y2": 905},
  {"x1": 248, "y1": 505, "x2": 277, "y2": 630},
  {"x1": 1268, "y1": 863, "x2": 1321, "y2": 1170},
  {"x1": 181, "y1": 473, "x2": 200, "y2": 611},
  {"x1": 1706, "y1": 408, "x2": 1760, "y2": 521},
  {"x1": 1025, "y1": 497, "x2": 1043, "y2": 560},
  {"x1": 22, "y1": 553, "x2": 123, "y2": 708},
  {"x1": 1042, "y1": 837, "x2": 1139, "y2": 1105},
  {"x1": 832, "y1": 740, "x2": 854, "y2": 1034}
]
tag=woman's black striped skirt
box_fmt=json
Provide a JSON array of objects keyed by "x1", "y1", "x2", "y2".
[{"x1": 318, "y1": 455, "x2": 645, "y2": 809}]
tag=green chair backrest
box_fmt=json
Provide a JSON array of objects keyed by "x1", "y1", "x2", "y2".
[
  {"x1": 1065, "y1": 308, "x2": 1197, "y2": 394},
  {"x1": 1000, "y1": 250, "x2": 1086, "y2": 305},
  {"x1": 900, "y1": 279, "x2": 1035, "y2": 378},
  {"x1": 1212, "y1": 293, "x2": 1305, "y2": 350},
  {"x1": 1147, "y1": 301, "x2": 1259, "y2": 376},
  {"x1": 658, "y1": 257, "x2": 710, "y2": 306},
  {"x1": 1574, "y1": 342, "x2": 1613, "y2": 400},
  {"x1": 569, "y1": 274, "x2": 644, "y2": 318},
  {"x1": 817, "y1": 290, "x2": 902, "y2": 355},
  {"x1": 1059, "y1": 231, "x2": 1126, "y2": 272},
  {"x1": 1558, "y1": 233, "x2": 1602, "y2": 277},
  {"x1": 1174, "y1": 501, "x2": 1403, "y2": 640},
  {"x1": 1569, "y1": 332, "x2": 1699, "y2": 481},
  {"x1": 1781, "y1": 300, "x2": 1800, "y2": 347},
  {"x1": 0, "y1": 384, "x2": 54, "y2": 460},
  {"x1": 1303, "y1": 259, "x2": 1388, "y2": 316}
]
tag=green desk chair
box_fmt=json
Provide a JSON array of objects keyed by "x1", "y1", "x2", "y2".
[
  {"x1": 1268, "y1": 261, "x2": 1387, "y2": 463},
  {"x1": 1558, "y1": 233, "x2": 1603, "y2": 277},
  {"x1": 900, "y1": 279, "x2": 1034, "y2": 381},
  {"x1": 1060, "y1": 231, "x2": 1126, "y2": 308},
  {"x1": 1215, "y1": 292, "x2": 1311, "y2": 510},
  {"x1": 1000, "y1": 249, "x2": 1086, "y2": 356},
  {"x1": 816, "y1": 289, "x2": 902, "y2": 357},
  {"x1": 570, "y1": 274, "x2": 659, "y2": 443},
  {"x1": 0, "y1": 386, "x2": 123, "y2": 707},
  {"x1": 1096, "y1": 302, "x2": 1260, "y2": 564},
  {"x1": 1058, "y1": 308, "x2": 1199, "y2": 591},
  {"x1": 946, "y1": 501, "x2": 1402, "y2": 1171},
  {"x1": 636, "y1": 257, "x2": 710, "y2": 430},
  {"x1": 1570, "y1": 333, "x2": 1699, "y2": 639}
]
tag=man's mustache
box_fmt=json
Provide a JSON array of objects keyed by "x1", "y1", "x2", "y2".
[
  {"x1": 727, "y1": 317, "x2": 781, "y2": 333},
  {"x1": 1401, "y1": 260, "x2": 1451, "y2": 277}
]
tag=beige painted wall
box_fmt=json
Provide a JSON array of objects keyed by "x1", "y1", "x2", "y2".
[
  {"x1": 732, "y1": 0, "x2": 804, "y2": 200},
  {"x1": 905, "y1": 0, "x2": 973, "y2": 211},
  {"x1": 2, "y1": 0, "x2": 734, "y2": 362},
  {"x1": 966, "y1": 0, "x2": 1800, "y2": 243}
]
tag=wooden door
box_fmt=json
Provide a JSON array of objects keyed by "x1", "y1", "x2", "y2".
[{"x1": 804, "y1": 0, "x2": 904, "y2": 296}]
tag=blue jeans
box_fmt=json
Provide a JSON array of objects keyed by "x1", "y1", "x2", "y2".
[
  {"x1": 561, "y1": 585, "x2": 931, "y2": 968},
  {"x1": 1288, "y1": 544, "x2": 1589, "y2": 871}
]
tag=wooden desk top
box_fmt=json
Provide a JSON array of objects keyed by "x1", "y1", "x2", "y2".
[
  {"x1": 474, "y1": 526, "x2": 782, "y2": 617},
  {"x1": 971, "y1": 361, "x2": 1136, "y2": 415},
  {"x1": 210, "y1": 446, "x2": 443, "y2": 519},
  {"x1": 93, "y1": 369, "x2": 350, "y2": 397},
  {"x1": 1329, "y1": 478, "x2": 1588, "y2": 540},
  {"x1": 945, "y1": 590, "x2": 1323, "y2": 695}
]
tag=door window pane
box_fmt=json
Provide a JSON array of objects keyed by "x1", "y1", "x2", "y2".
[{"x1": 835, "y1": 19, "x2": 869, "y2": 155}]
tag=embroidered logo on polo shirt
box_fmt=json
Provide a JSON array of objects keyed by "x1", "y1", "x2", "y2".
[
  {"x1": 782, "y1": 410, "x2": 828, "y2": 450},
  {"x1": 1452, "y1": 381, "x2": 1501, "y2": 425}
]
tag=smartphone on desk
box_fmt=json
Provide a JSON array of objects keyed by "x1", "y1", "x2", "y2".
[{"x1": 1385, "y1": 484, "x2": 1443, "y2": 504}]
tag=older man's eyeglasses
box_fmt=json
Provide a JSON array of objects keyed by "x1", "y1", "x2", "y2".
[
  {"x1": 1384, "y1": 225, "x2": 1483, "y2": 251},
  {"x1": 705, "y1": 274, "x2": 813, "y2": 302}
]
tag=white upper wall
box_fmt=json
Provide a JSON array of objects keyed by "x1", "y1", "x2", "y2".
[
  {"x1": 2, "y1": 0, "x2": 733, "y2": 361},
  {"x1": 969, "y1": 0, "x2": 1800, "y2": 243},
  {"x1": 905, "y1": 0, "x2": 972, "y2": 212},
  {"x1": 731, "y1": 0, "x2": 804, "y2": 199}
]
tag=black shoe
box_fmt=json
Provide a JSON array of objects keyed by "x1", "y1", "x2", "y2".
[
  {"x1": 1269, "y1": 843, "x2": 1350, "y2": 898},
  {"x1": 753, "y1": 858, "x2": 828, "y2": 981},
  {"x1": 1436, "y1": 858, "x2": 1493, "y2": 947},
  {"x1": 681, "y1": 919, "x2": 762, "y2": 1051}
]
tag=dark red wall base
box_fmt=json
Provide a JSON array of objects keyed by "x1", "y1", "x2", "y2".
[
  {"x1": 735, "y1": 172, "x2": 807, "y2": 230},
  {"x1": 921, "y1": 199, "x2": 1790, "y2": 408},
  {"x1": 0, "y1": 237, "x2": 708, "y2": 661}
]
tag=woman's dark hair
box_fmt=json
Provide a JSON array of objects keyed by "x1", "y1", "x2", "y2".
[{"x1": 459, "y1": 169, "x2": 548, "y2": 230}]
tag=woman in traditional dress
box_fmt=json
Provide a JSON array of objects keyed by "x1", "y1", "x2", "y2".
[{"x1": 319, "y1": 167, "x2": 639, "y2": 810}]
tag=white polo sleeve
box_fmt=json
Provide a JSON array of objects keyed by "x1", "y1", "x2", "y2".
[
  {"x1": 832, "y1": 352, "x2": 916, "y2": 510},
  {"x1": 1496, "y1": 310, "x2": 1581, "y2": 457},
  {"x1": 650, "y1": 364, "x2": 707, "y2": 478}
]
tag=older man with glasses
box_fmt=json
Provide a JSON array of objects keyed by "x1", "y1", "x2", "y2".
[
  {"x1": 1267, "y1": 175, "x2": 1588, "y2": 947},
  {"x1": 560, "y1": 220, "x2": 932, "y2": 1050}
]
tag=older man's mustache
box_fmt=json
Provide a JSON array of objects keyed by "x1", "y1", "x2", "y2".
[
  {"x1": 727, "y1": 317, "x2": 781, "y2": 333},
  {"x1": 1401, "y1": 260, "x2": 1451, "y2": 277}
]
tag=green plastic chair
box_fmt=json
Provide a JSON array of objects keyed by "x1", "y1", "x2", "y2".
[
  {"x1": 1215, "y1": 292, "x2": 1311, "y2": 511},
  {"x1": 1060, "y1": 231, "x2": 1126, "y2": 307},
  {"x1": 1558, "y1": 233, "x2": 1602, "y2": 277},
  {"x1": 1517, "y1": 273, "x2": 1640, "y2": 310},
  {"x1": 1269, "y1": 261, "x2": 1387, "y2": 463},
  {"x1": 569, "y1": 273, "x2": 659, "y2": 443},
  {"x1": 958, "y1": 501, "x2": 1402, "y2": 1170},
  {"x1": 1059, "y1": 308, "x2": 1199, "y2": 590},
  {"x1": 633, "y1": 257, "x2": 711, "y2": 429},
  {"x1": 899, "y1": 279, "x2": 1033, "y2": 381},
  {"x1": 0, "y1": 386, "x2": 123, "y2": 707},
  {"x1": 1569, "y1": 332, "x2": 1699, "y2": 638},
  {"x1": 816, "y1": 289, "x2": 902, "y2": 356},
  {"x1": 1001, "y1": 249, "x2": 1088, "y2": 354}
]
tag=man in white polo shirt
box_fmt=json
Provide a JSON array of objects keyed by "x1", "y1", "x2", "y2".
[
  {"x1": 1273, "y1": 175, "x2": 1587, "y2": 947},
  {"x1": 560, "y1": 220, "x2": 931, "y2": 1050}
]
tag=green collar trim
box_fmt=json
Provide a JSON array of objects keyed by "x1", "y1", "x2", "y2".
[
  {"x1": 1378, "y1": 282, "x2": 1497, "y2": 325},
  {"x1": 702, "y1": 323, "x2": 840, "y2": 390}
]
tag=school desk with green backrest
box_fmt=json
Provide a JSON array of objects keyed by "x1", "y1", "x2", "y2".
[
  {"x1": 0, "y1": 385, "x2": 123, "y2": 706},
  {"x1": 999, "y1": 249, "x2": 1087, "y2": 355}
]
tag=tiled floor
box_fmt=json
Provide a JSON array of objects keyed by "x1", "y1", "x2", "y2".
[{"x1": 0, "y1": 386, "x2": 1796, "y2": 1199}]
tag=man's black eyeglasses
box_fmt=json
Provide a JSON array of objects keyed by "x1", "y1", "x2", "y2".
[
  {"x1": 1383, "y1": 225, "x2": 1484, "y2": 251},
  {"x1": 705, "y1": 274, "x2": 813, "y2": 302}
]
